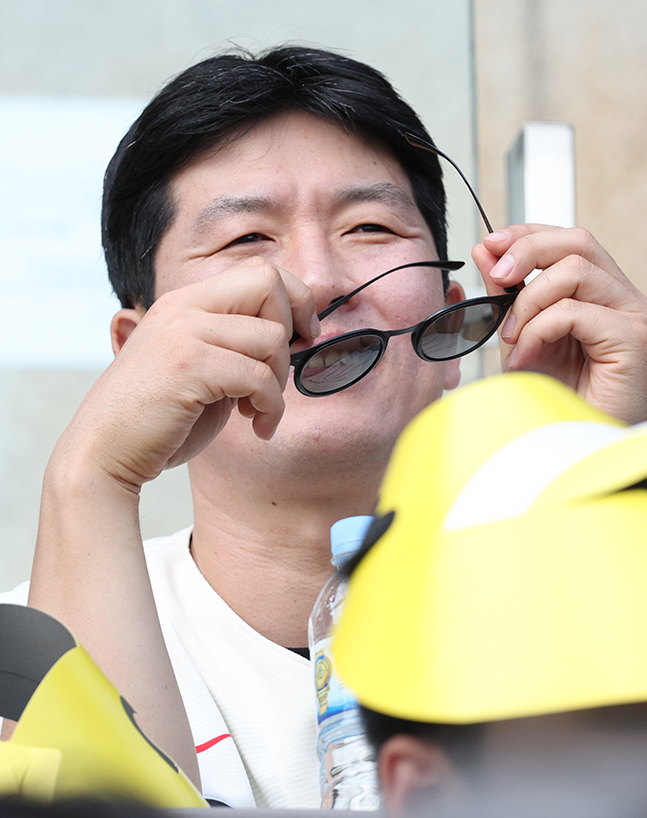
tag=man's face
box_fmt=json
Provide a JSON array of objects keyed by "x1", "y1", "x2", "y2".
[{"x1": 153, "y1": 111, "x2": 462, "y2": 471}]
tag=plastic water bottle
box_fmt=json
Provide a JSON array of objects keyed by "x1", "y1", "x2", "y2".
[{"x1": 308, "y1": 516, "x2": 381, "y2": 811}]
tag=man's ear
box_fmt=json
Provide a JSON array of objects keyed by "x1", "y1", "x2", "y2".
[
  {"x1": 443, "y1": 280, "x2": 466, "y2": 392},
  {"x1": 110, "y1": 307, "x2": 146, "y2": 356},
  {"x1": 444, "y1": 280, "x2": 465, "y2": 308},
  {"x1": 378, "y1": 734, "x2": 458, "y2": 817}
]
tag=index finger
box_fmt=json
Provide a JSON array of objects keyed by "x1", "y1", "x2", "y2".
[
  {"x1": 275, "y1": 265, "x2": 321, "y2": 342},
  {"x1": 479, "y1": 225, "x2": 624, "y2": 288},
  {"x1": 181, "y1": 257, "x2": 320, "y2": 342}
]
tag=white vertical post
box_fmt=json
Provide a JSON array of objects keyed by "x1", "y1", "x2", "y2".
[
  {"x1": 507, "y1": 122, "x2": 576, "y2": 228},
  {"x1": 481, "y1": 122, "x2": 577, "y2": 377}
]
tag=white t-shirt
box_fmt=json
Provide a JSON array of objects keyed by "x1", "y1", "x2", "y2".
[{"x1": 0, "y1": 528, "x2": 321, "y2": 809}]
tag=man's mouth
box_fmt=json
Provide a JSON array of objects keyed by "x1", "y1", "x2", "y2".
[{"x1": 299, "y1": 338, "x2": 380, "y2": 389}]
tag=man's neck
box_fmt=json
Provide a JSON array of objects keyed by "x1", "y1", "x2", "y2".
[{"x1": 187, "y1": 447, "x2": 382, "y2": 649}]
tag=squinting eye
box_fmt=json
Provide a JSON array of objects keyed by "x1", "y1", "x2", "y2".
[
  {"x1": 224, "y1": 232, "x2": 269, "y2": 248},
  {"x1": 352, "y1": 224, "x2": 395, "y2": 234}
]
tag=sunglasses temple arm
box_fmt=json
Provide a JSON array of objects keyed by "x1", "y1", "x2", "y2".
[
  {"x1": 404, "y1": 132, "x2": 518, "y2": 296},
  {"x1": 316, "y1": 274, "x2": 390, "y2": 322},
  {"x1": 315, "y1": 259, "x2": 463, "y2": 323},
  {"x1": 404, "y1": 132, "x2": 494, "y2": 237},
  {"x1": 288, "y1": 275, "x2": 391, "y2": 344},
  {"x1": 289, "y1": 260, "x2": 466, "y2": 345}
]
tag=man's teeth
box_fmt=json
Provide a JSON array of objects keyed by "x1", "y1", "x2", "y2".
[{"x1": 307, "y1": 349, "x2": 352, "y2": 369}]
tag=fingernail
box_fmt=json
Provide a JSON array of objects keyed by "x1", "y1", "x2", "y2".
[
  {"x1": 310, "y1": 312, "x2": 321, "y2": 338},
  {"x1": 491, "y1": 254, "x2": 515, "y2": 281},
  {"x1": 485, "y1": 230, "x2": 510, "y2": 243},
  {"x1": 507, "y1": 346, "x2": 518, "y2": 369},
  {"x1": 501, "y1": 312, "x2": 515, "y2": 340}
]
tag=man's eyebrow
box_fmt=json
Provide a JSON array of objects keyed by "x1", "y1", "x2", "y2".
[
  {"x1": 192, "y1": 196, "x2": 274, "y2": 234},
  {"x1": 335, "y1": 183, "x2": 420, "y2": 217},
  {"x1": 190, "y1": 184, "x2": 419, "y2": 235}
]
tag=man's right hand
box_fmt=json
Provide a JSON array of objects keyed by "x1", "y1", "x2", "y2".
[
  {"x1": 59, "y1": 257, "x2": 319, "y2": 491},
  {"x1": 24, "y1": 258, "x2": 318, "y2": 780}
]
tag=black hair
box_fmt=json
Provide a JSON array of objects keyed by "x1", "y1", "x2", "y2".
[
  {"x1": 361, "y1": 705, "x2": 486, "y2": 777},
  {"x1": 102, "y1": 45, "x2": 447, "y2": 309}
]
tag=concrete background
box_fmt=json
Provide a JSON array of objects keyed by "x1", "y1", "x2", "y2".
[{"x1": 474, "y1": 0, "x2": 647, "y2": 291}]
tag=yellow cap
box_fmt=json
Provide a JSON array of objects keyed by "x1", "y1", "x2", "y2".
[
  {"x1": 0, "y1": 604, "x2": 207, "y2": 807},
  {"x1": 333, "y1": 373, "x2": 647, "y2": 724}
]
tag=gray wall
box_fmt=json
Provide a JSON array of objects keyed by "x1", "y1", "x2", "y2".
[
  {"x1": 475, "y1": 0, "x2": 647, "y2": 299},
  {"x1": 0, "y1": 0, "x2": 477, "y2": 590}
]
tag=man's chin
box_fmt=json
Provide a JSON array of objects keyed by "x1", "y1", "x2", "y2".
[{"x1": 265, "y1": 408, "x2": 401, "y2": 474}]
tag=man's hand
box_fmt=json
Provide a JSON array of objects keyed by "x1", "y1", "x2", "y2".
[
  {"x1": 60, "y1": 257, "x2": 319, "y2": 491},
  {"x1": 473, "y1": 225, "x2": 647, "y2": 424},
  {"x1": 26, "y1": 257, "x2": 318, "y2": 781}
]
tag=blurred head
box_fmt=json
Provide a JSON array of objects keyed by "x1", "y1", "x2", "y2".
[
  {"x1": 102, "y1": 45, "x2": 447, "y2": 309},
  {"x1": 361, "y1": 701, "x2": 647, "y2": 818},
  {"x1": 333, "y1": 372, "x2": 647, "y2": 817}
]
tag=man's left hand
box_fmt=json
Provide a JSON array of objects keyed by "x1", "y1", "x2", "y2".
[{"x1": 473, "y1": 224, "x2": 647, "y2": 424}]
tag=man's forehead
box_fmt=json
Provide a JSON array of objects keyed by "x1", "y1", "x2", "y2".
[{"x1": 166, "y1": 109, "x2": 422, "y2": 213}]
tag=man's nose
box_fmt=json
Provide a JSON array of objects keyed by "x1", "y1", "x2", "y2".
[{"x1": 287, "y1": 236, "x2": 357, "y2": 316}]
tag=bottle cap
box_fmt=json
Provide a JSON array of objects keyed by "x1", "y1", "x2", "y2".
[{"x1": 330, "y1": 516, "x2": 374, "y2": 564}]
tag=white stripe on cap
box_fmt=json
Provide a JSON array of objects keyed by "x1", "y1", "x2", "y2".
[{"x1": 443, "y1": 420, "x2": 625, "y2": 532}]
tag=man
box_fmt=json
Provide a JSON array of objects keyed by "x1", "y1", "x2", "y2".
[
  {"x1": 2, "y1": 45, "x2": 647, "y2": 807},
  {"x1": 334, "y1": 373, "x2": 647, "y2": 817}
]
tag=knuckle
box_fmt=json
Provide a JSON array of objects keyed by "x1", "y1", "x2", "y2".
[
  {"x1": 167, "y1": 336, "x2": 199, "y2": 373},
  {"x1": 146, "y1": 289, "x2": 174, "y2": 316},
  {"x1": 553, "y1": 297, "x2": 586, "y2": 325},
  {"x1": 292, "y1": 281, "x2": 315, "y2": 311},
  {"x1": 146, "y1": 286, "x2": 192, "y2": 323},
  {"x1": 254, "y1": 319, "x2": 288, "y2": 361},
  {"x1": 562, "y1": 253, "x2": 590, "y2": 277},
  {"x1": 251, "y1": 357, "x2": 275, "y2": 387},
  {"x1": 257, "y1": 258, "x2": 283, "y2": 286},
  {"x1": 570, "y1": 226, "x2": 595, "y2": 247},
  {"x1": 266, "y1": 320, "x2": 289, "y2": 352},
  {"x1": 516, "y1": 229, "x2": 551, "y2": 253},
  {"x1": 235, "y1": 256, "x2": 283, "y2": 288}
]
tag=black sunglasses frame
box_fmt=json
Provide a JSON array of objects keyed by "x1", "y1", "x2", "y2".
[
  {"x1": 290, "y1": 279, "x2": 517, "y2": 397},
  {"x1": 288, "y1": 132, "x2": 520, "y2": 397}
]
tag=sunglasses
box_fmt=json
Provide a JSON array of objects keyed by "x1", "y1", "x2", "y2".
[{"x1": 289, "y1": 133, "x2": 519, "y2": 397}]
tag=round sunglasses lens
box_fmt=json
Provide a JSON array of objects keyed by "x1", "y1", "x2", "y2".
[
  {"x1": 418, "y1": 301, "x2": 505, "y2": 360},
  {"x1": 298, "y1": 334, "x2": 383, "y2": 395}
]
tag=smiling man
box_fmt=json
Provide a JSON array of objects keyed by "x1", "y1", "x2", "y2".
[{"x1": 3, "y1": 46, "x2": 647, "y2": 808}]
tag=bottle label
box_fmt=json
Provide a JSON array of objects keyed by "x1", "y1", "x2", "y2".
[{"x1": 313, "y1": 636, "x2": 358, "y2": 724}]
